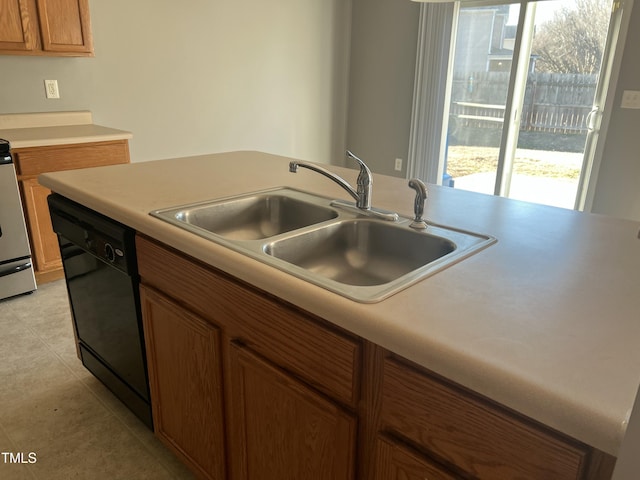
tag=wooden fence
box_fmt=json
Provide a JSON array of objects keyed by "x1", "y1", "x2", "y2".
[{"x1": 450, "y1": 72, "x2": 597, "y2": 134}]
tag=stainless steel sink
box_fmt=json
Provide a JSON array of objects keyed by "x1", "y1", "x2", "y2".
[
  {"x1": 264, "y1": 220, "x2": 456, "y2": 286},
  {"x1": 152, "y1": 188, "x2": 338, "y2": 240},
  {"x1": 151, "y1": 187, "x2": 496, "y2": 302}
]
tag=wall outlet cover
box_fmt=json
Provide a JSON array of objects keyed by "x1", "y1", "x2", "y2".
[
  {"x1": 621, "y1": 90, "x2": 640, "y2": 109},
  {"x1": 44, "y1": 80, "x2": 60, "y2": 99}
]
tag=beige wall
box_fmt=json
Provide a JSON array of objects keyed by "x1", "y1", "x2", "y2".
[
  {"x1": 591, "y1": 1, "x2": 640, "y2": 221},
  {"x1": 0, "y1": 0, "x2": 351, "y2": 164},
  {"x1": 346, "y1": 0, "x2": 420, "y2": 176}
]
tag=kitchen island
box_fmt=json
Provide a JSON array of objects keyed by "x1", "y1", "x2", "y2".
[{"x1": 39, "y1": 151, "x2": 640, "y2": 478}]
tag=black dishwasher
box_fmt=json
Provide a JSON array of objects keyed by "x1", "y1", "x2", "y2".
[{"x1": 48, "y1": 194, "x2": 152, "y2": 429}]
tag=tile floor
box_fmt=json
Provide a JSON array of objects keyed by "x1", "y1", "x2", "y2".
[{"x1": 0, "y1": 280, "x2": 194, "y2": 479}]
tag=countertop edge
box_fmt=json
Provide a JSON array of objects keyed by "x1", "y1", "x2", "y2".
[
  {"x1": 8, "y1": 131, "x2": 133, "y2": 149},
  {"x1": 0, "y1": 119, "x2": 133, "y2": 149}
]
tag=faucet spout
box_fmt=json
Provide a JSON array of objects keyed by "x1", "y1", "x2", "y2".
[{"x1": 289, "y1": 161, "x2": 360, "y2": 203}]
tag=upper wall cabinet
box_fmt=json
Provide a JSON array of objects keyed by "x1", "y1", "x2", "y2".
[
  {"x1": 0, "y1": 0, "x2": 93, "y2": 56},
  {"x1": 0, "y1": 0, "x2": 38, "y2": 51}
]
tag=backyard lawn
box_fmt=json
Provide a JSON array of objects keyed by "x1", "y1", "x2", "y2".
[{"x1": 446, "y1": 146, "x2": 583, "y2": 180}]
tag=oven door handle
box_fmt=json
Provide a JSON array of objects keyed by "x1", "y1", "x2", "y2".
[{"x1": 0, "y1": 260, "x2": 32, "y2": 278}]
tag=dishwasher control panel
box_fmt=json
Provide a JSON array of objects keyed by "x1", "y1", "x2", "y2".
[{"x1": 48, "y1": 194, "x2": 137, "y2": 275}]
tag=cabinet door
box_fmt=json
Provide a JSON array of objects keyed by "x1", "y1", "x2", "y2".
[
  {"x1": 35, "y1": 0, "x2": 93, "y2": 54},
  {"x1": 140, "y1": 286, "x2": 226, "y2": 480},
  {"x1": 375, "y1": 435, "x2": 458, "y2": 480},
  {"x1": 229, "y1": 343, "x2": 357, "y2": 480},
  {"x1": 19, "y1": 178, "x2": 62, "y2": 273},
  {"x1": 381, "y1": 357, "x2": 589, "y2": 479},
  {"x1": 0, "y1": 0, "x2": 39, "y2": 51}
]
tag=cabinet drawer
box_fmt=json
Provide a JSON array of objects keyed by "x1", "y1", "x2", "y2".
[
  {"x1": 231, "y1": 289, "x2": 361, "y2": 408},
  {"x1": 136, "y1": 236, "x2": 361, "y2": 407},
  {"x1": 375, "y1": 434, "x2": 458, "y2": 480},
  {"x1": 380, "y1": 356, "x2": 589, "y2": 480},
  {"x1": 13, "y1": 140, "x2": 129, "y2": 176}
]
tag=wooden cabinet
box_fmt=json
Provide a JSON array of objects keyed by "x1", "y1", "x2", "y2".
[
  {"x1": 13, "y1": 139, "x2": 129, "y2": 283},
  {"x1": 140, "y1": 285, "x2": 226, "y2": 480},
  {"x1": 36, "y1": 0, "x2": 93, "y2": 54},
  {"x1": 137, "y1": 235, "x2": 360, "y2": 480},
  {"x1": 228, "y1": 343, "x2": 356, "y2": 480},
  {"x1": 135, "y1": 235, "x2": 616, "y2": 480},
  {"x1": 376, "y1": 355, "x2": 615, "y2": 480},
  {"x1": 19, "y1": 178, "x2": 60, "y2": 274},
  {"x1": 374, "y1": 435, "x2": 457, "y2": 480},
  {"x1": 0, "y1": 0, "x2": 93, "y2": 56},
  {"x1": 0, "y1": 0, "x2": 38, "y2": 52}
]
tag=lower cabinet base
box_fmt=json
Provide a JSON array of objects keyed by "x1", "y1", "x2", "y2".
[
  {"x1": 137, "y1": 235, "x2": 616, "y2": 480},
  {"x1": 35, "y1": 267, "x2": 64, "y2": 285}
]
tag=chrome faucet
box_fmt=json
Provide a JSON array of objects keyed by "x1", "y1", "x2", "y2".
[
  {"x1": 289, "y1": 150, "x2": 372, "y2": 209},
  {"x1": 289, "y1": 151, "x2": 398, "y2": 221},
  {"x1": 408, "y1": 178, "x2": 428, "y2": 229}
]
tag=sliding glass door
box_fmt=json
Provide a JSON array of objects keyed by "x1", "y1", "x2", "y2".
[{"x1": 443, "y1": 0, "x2": 618, "y2": 209}]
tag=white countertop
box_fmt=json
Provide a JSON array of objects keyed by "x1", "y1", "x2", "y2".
[
  {"x1": 0, "y1": 111, "x2": 132, "y2": 148},
  {"x1": 38, "y1": 151, "x2": 640, "y2": 456}
]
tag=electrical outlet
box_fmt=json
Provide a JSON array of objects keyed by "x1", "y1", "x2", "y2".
[
  {"x1": 621, "y1": 90, "x2": 640, "y2": 109},
  {"x1": 394, "y1": 158, "x2": 403, "y2": 171},
  {"x1": 44, "y1": 80, "x2": 60, "y2": 99}
]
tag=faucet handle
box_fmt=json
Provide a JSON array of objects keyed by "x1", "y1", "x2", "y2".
[
  {"x1": 408, "y1": 178, "x2": 428, "y2": 229},
  {"x1": 346, "y1": 150, "x2": 372, "y2": 184},
  {"x1": 346, "y1": 150, "x2": 373, "y2": 210}
]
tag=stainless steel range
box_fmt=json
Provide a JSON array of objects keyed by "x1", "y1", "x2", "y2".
[{"x1": 0, "y1": 139, "x2": 37, "y2": 300}]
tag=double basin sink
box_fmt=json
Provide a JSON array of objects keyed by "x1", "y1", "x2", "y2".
[{"x1": 151, "y1": 188, "x2": 495, "y2": 302}]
